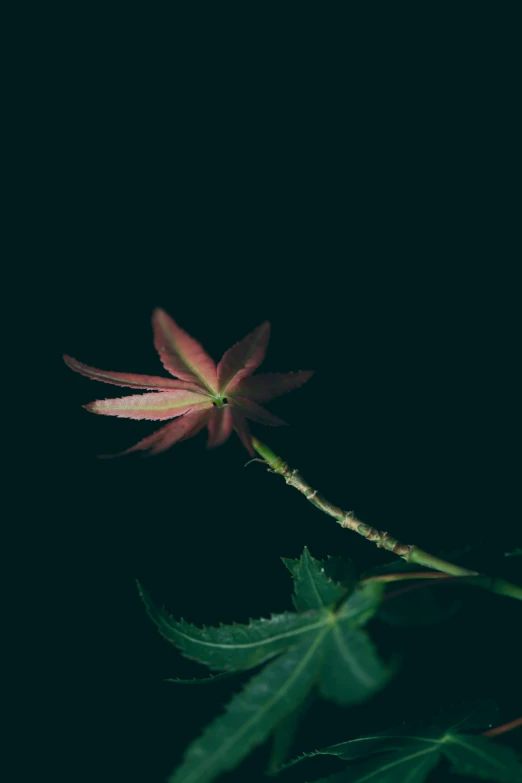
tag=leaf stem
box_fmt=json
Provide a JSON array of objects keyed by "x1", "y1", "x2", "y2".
[
  {"x1": 481, "y1": 717, "x2": 522, "y2": 737},
  {"x1": 251, "y1": 438, "x2": 522, "y2": 601}
]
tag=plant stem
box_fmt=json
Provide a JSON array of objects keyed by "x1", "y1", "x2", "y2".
[
  {"x1": 251, "y1": 438, "x2": 522, "y2": 601},
  {"x1": 481, "y1": 717, "x2": 522, "y2": 737}
]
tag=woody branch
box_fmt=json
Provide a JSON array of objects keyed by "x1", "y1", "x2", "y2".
[{"x1": 250, "y1": 438, "x2": 522, "y2": 601}]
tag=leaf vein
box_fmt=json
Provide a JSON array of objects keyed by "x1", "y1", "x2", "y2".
[
  {"x1": 178, "y1": 629, "x2": 329, "y2": 783},
  {"x1": 167, "y1": 617, "x2": 330, "y2": 651}
]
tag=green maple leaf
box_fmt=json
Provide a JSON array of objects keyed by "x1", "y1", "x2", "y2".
[
  {"x1": 138, "y1": 548, "x2": 388, "y2": 783},
  {"x1": 138, "y1": 581, "x2": 328, "y2": 672},
  {"x1": 281, "y1": 546, "x2": 350, "y2": 611},
  {"x1": 170, "y1": 633, "x2": 327, "y2": 783},
  {"x1": 285, "y1": 700, "x2": 522, "y2": 783}
]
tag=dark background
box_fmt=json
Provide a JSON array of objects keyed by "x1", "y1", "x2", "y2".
[{"x1": 21, "y1": 7, "x2": 521, "y2": 783}]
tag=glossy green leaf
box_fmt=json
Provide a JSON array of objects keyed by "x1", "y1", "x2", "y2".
[
  {"x1": 138, "y1": 581, "x2": 329, "y2": 672},
  {"x1": 282, "y1": 547, "x2": 346, "y2": 611},
  {"x1": 169, "y1": 630, "x2": 328, "y2": 783}
]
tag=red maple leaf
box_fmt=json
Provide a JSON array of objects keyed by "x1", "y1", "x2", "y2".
[{"x1": 64, "y1": 309, "x2": 313, "y2": 456}]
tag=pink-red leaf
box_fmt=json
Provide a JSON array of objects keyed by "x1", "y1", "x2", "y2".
[
  {"x1": 230, "y1": 396, "x2": 287, "y2": 426},
  {"x1": 230, "y1": 409, "x2": 255, "y2": 456},
  {"x1": 217, "y1": 321, "x2": 271, "y2": 394},
  {"x1": 83, "y1": 390, "x2": 209, "y2": 420},
  {"x1": 100, "y1": 404, "x2": 213, "y2": 457},
  {"x1": 231, "y1": 371, "x2": 314, "y2": 403},
  {"x1": 152, "y1": 309, "x2": 218, "y2": 393},
  {"x1": 63, "y1": 355, "x2": 199, "y2": 391},
  {"x1": 207, "y1": 405, "x2": 234, "y2": 449}
]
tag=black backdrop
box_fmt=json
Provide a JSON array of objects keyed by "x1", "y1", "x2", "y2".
[{"x1": 29, "y1": 9, "x2": 521, "y2": 783}]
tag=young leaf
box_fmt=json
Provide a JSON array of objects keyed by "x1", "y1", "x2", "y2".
[
  {"x1": 152, "y1": 308, "x2": 219, "y2": 393},
  {"x1": 66, "y1": 308, "x2": 313, "y2": 456},
  {"x1": 169, "y1": 631, "x2": 328, "y2": 783},
  {"x1": 318, "y1": 624, "x2": 391, "y2": 705},
  {"x1": 282, "y1": 547, "x2": 346, "y2": 611},
  {"x1": 137, "y1": 582, "x2": 330, "y2": 672}
]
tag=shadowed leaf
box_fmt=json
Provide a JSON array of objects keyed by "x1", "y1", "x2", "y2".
[
  {"x1": 337, "y1": 581, "x2": 384, "y2": 625},
  {"x1": 285, "y1": 701, "x2": 522, "y2": 783},
  {"x1": 377, "y1": 585, "x2": 462, "y2": 626},
  {"x1": 233, "y1": 371, "x2": 314, "y2": 402},
  {"x1": 266, "y1": 691, "x2": 315, "y2": 775},
  {"x1": 206, "y1": 405, "x2": 234, "y2": 449},
  {"x1": 99, "y1": 406, "x2": 212, "y2": 457},
  {"x1": 169, "y1": 632, "x2": 328, "y2": 783},
  {"x1": 431, "y1": 699, "x2": 501, "y2": 733},
  {"x1": 229, "y1": 395, "x2": 287, "y2": 426},
  {"x1": 318, "y1": 624, "x2": 391, "y2": 705},
  {"x1": 443, "y1": 734, "x2": 522, "y2": 782},
  {"x1": 231, "y1": 408, "x2": 255, "y2": 455},
  {"x1": 321, "y1": 555, "x2": 356, "y2": 588}
]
